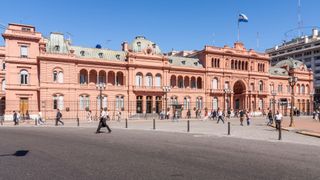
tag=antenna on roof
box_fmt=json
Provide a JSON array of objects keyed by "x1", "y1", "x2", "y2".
[{"x1": 297, "y1": 0, "x2": 303, "y2": 37}]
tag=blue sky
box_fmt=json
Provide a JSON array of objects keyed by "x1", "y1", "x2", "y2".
[{"x1": 0, "y1": 0, "x2": 319, "y2": 52}]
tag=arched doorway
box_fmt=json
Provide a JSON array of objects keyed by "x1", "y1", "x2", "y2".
[{"x1": 233, "y1": 80, "x2": 246, "y2": 110}]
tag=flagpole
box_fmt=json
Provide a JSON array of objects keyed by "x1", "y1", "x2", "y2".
[{"x1": 237, "y1": 20, "x2": 240, "y2": 42}]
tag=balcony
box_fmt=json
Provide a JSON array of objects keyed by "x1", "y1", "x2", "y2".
[
  {"x1": 133, "y1": 86, "x2": 163, "y2": 92},
  {"x1": 170, "y1": 87, "x2": 205, "y2": 93},
  {"x1": 209, "y1": 89, "x2": 224, "y2": 94}
]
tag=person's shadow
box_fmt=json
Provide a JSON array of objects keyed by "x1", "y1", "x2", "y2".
[{"x1": 0, "y1": 150, "x2": 29, "y2": 157}]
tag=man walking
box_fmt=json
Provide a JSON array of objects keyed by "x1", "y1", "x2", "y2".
[
  {"x1": 239, "y1": 109, "x2": 244, "y2": 126},
  {"x1": 96, "y1": 108, "x2": 112, "y2": 133},
  {"x1": 275, "y1": 110, "x2": 282, "y2": 130},
  {"x1": 13, "y1": 111, "x2": 18, "y2": 125},
  {"x1": 55, "y1": 109, "x2": 64, "y2": 126},
  {"x1": 216, "y1": 108, "x2": 224, "y2": 124}
]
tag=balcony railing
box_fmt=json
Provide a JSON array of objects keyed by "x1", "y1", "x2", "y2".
[{"x1": 133, "y1": 86, "x2": 163, "y2": 91}]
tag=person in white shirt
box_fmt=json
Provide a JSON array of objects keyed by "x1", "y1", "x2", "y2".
[
  {"x1": 216, "y1": 108, "x2": 224, "y2": 124},
  {"x1": 275, "y1": 110, "x2": 282, "y2": 130},
  {"x1": 96, "y1": 108, "x2": 111, "y2": 133}
]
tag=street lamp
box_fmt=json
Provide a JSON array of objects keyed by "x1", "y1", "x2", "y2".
[
  {"x1": 288, "y1": 76, "x2": 298, "y2": 127},
  {"x1": 162, "y1": 86, "x2": 171, "y2": 119},
  {"x1": 224, "y1": 88, "x2": 233, "y2": 113},
  {"x1": 271, "y1": 90, "x2": 277, "y2": 120},
  {"x1": 96, "y1": 82, "x2": 106, "y2": 115}
]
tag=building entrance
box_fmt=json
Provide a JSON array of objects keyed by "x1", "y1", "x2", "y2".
[{"x1": 233, "y1": 80, "x2": 246, "y2": 110}]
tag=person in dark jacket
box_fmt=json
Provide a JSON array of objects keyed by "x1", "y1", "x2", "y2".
[
  {"x1": 13, "y1": 111, "x2": 18, "y2": 125},
  {"x1": 267, "y1": 110, "x2": 273, "y2": 125},
  {"x1": 55, "y1": 109, "x2": 64, "y2": 126}
]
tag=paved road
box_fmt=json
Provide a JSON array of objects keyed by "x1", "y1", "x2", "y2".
[{"x1": 0, "y1": 127, "x2": 319, "y2": 180}]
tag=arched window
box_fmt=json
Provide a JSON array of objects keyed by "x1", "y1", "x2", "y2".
[
  {"x1": 155, "y1": 74, "x2": 161, "y2": 87},
  {"x1": 2, "y1": 79, "x2": 5, "y2": 91},
  {"x1": 212, "y1": 97, "x2": 218, "y2": 110},
  {"x1": 145, "y1": 73, "x2": 153, "y2": 87},
  {"x1": 301, "y1": 85, "x2": 305, "y2": 94},
  {"x1": 259, "y1": 81, "x2": 263, "y2": 92},
  {"x1": 135, "y1": 73, "x2": 143, "y2": 87},
  {"x1": 58, "y1": 71, "x2": 63, "y2": 83},
  {"x1": 191, "y1": 77, "x2": 196, "y2": 89},
  {"x1": 79, "y1": 69, "x2": 88, "y2": 84},
  {"x1": 184, "y1": 97, "x2": 190, "y2": 110},
  {"x1": 79, "y1": 95, "x2": 90, "y2": 110},
  {"x1": 53, "y1": 71, "x2": 57, "y2": 82},
  {"x1": 171, "y1": 96, "x2": 178, "y2": 105},
  {"x1": 212, "y1": 78, "x2": 218, "y2": 89},
  {"x1": 178, "y1": 76, "x2": 184, "y2": 88},
  {"x1": 53, "y1": 94, "x2": 64, "y2": 110},
  {"x1": 20, "y1": 70, "x2": 29, "y2": 85},
  {"x1": 231, "y1": 60, "x2": 234, "y2": 69},
  {"x1": 196, "y1": 97, "x2": 203, "y2": 110},
  {"x1": 97, "y1": 95, "x2": 108, "y2": 109}
]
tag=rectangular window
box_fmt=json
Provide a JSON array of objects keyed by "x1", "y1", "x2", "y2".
[{"x1": 20, "y1": 46, "x2": 28, "y2": 58}]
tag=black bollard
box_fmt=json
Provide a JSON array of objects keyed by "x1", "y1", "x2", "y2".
[
  {"x1": 187, "y1": 120, "x2": 190, "y2": 132},
  {"x1": 228, "y1": 122, "x2": 230, "y2": 135},
  {"x1": 35, "y1": 118, "x2": 37, "y2": 126},
  {"x1": 153, "y1": 118, "x2": 155, "y2": 130},
  {"x1": 1, "y1": 118, "x2": 3, "y2": 126},
  {"x1": 125, "y1": 118, "x2": 128, "y2": 128},
  {"x1": 278, "y1": 122, "x2": 282, "y2": 140},
  {"x1": 77, "y1": 117, "x2": 79, "y2": 127}
]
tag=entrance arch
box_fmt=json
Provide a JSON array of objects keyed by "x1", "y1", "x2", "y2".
[{"x1": 233, "y1": 80, "x2": 246, "y2": 110}]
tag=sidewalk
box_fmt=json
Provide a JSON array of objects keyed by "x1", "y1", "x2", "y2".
[{"x1": 1, "y1": 117, "x2": 319, "y2": 146}]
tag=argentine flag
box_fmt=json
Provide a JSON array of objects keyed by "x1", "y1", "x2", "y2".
[{"x1": 238, "y1": 13, "x2": 248, "y2": 23}]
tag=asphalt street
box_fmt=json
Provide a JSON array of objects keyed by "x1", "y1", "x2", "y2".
[{"x1": 0, "y1": 127, "x2": 319, "y2": 180}]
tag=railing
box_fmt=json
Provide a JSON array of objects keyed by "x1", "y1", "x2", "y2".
[{"x1": 133, "y1": 86, "x2": 163, "y2": 91}]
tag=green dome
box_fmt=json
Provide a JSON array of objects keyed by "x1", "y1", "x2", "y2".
[{"x1": 129, "y1": 36, "x2": 162, "y2": 55}]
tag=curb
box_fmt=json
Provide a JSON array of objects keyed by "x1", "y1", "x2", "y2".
[{"x1": 296, "y1": 131, "x2": 320, "y2": 138}]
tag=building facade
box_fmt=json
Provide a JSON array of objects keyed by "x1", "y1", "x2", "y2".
[
  {"x1": 0, "y1": 23, "x2": 314, "y2": 120},
  {"x1": 266, "y1": 28, "x2": 320, "y2": 101}
]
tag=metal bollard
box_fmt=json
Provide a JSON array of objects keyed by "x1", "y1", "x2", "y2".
[
  {"x1": 1, "y1": 118, "x2": 3, "y2": 126},
  {"x1": 77, "y1": 117, "x2": 80, "y2": 127},
  {"x1": 278, "y1": 122, "x2": 282, "y2": 140},
  {"x1": 125, "y1": 118, "x2": 128, "y2": 128},
  {"x1": 187, "y1": 120, "x2": 190, "y2": 132},
  {"x1": 228, "y1": 122, "x2": 230, "y2": 135},
  {"x1": 153, "y1": 118, "x2": 156, "y2": 130},
  {"x1": 35, "y1": 118, "x2": 38, "y2": 126}
]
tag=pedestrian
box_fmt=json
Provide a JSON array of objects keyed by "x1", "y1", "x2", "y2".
[
  {"x1": 267, "y1": 110, "x2": 273, "y2": 125},
  {"x1": 239, "y1": 109, "x2": 244, "y2": 126},
  {"x1": 227, "y1": 108, "x2": 231, "y2": 120},
  {"x1": 212, "y1": 110, "x2": 217, "y2": 120},
  {"x1": 312, "y1": 110, "x2": 316, "y2": 120},
  {"x1": 116, "y1": 110, "x2": 121, "y2": 122},
  {"x1": 246, "y1": 110, "x2": 251, "y2": 126},
  {"x1": 26, "y1": 110, "x2": 30, "y2": 120},
  {"x1": 13, "y1": 111, "x2": 18, "y2": 125},
  {"x1": 275, "y1": 110, "x2": 282, "y2": 130},
  {"x1": 37, "y1": 111, "x2": 45, "y2": 125},
  {"x1": 87, "y1": 110, "x2": 93, "y2": 122},
  {"x1": 186, "y1": 109, "x2": 191, "y2": 119},
  {"x1": 216, "y1": 108, "x2": 224, "y2": 124},
  {"x1": 55, "y1": 109, "x2": 64, "y2": 126},
  {"x1": 96, "y1": 108, "x2": 112, "y2": 133},
  {"x1": 17, "y1": 111, "x2": 21, "y2": 124}
]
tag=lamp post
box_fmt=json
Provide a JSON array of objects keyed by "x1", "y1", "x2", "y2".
[
  {"x1": 224, "y1": 88, "x2": 232, "y2": 114},
  {"x1": 162, "y1": 86, "x2": 171, "y2": 119},
  {"x1": 271, "y1": 90, "x2": 277, "y2": 120},
  {"x1": 288, "y1": 76, "x2": 298, "y2": 127},
  {"x1": 96, "y1": 82, "x2": 106, "y2": 115}
]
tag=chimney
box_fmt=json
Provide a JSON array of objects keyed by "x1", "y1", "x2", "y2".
[
  {"x1": 312, "y1": 28, "x2": 318, "y2": 38},
  {"x1": 122, "y1": 41, "x2": 128, "y2": 51}
]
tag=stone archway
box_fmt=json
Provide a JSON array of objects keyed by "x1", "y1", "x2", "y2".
[{"x1": 233, "y1": 80, "x2": 246, "y2": 110}]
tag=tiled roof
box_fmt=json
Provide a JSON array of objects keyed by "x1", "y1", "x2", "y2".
[
  {"x1": 71, "y1": 46, "x2": 127, "y2": 61},
  {"x1": 269, "y1": 67, "x2": 288, "y2": 76},
  {"x1": 168, "y1": 56, "x2": 203, "y2": 68}
]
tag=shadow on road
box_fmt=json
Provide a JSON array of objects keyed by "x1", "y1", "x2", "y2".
[{"x1": 0, "y1": 150, "x2": 29, "y2": 157}]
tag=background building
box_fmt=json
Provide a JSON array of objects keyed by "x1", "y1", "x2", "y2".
[
  {"x1": 0, "y1": 23, "x2": 314, "y2": 120},
  {"x1": 266, "y1": 28, "x2": 319, "y2": 102}
]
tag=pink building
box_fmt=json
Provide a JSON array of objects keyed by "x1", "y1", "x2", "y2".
[{"x1": 0, "y1": 23, "x2": 314, "y2": 120}]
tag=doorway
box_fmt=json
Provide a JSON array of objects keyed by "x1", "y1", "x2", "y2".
[{"x1": 19, "y1": 98, "x2": 29, "y2": 117}]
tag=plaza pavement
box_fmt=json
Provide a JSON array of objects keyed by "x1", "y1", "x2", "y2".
[{"x1": 1, "y1": 116, "x2": 319, "y2": 147}]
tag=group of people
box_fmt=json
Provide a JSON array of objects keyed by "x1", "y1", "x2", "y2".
[
  {"x1": 267, "y1": 109, "x2": 283, "y2": 129},
  {"x1": 13, "y1": 110, "x2": 45, "y2": 125}
]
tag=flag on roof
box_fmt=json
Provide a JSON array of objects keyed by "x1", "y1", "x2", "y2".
[{"x1": 238, "y1": 13, "x2": 248, "y2": 23}]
